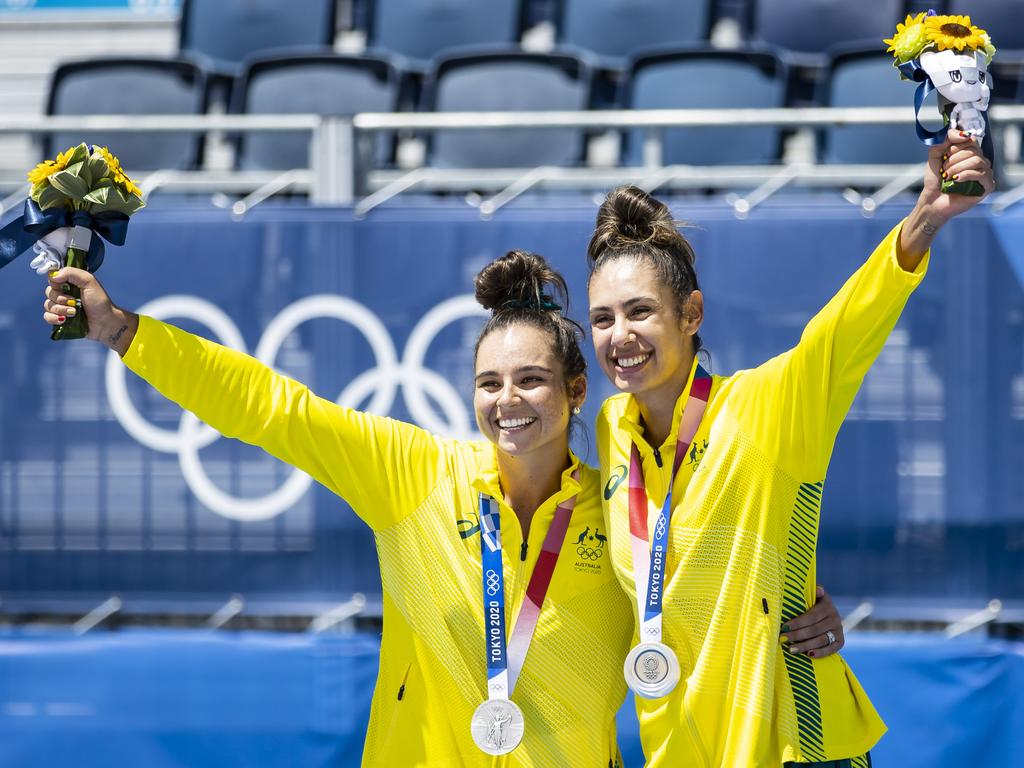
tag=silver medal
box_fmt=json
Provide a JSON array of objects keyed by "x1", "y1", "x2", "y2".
[
  {"x1": 623, "y1": 641, "x2": 680, "y2": 699},
  {"x1": 470, "y1": 699, "x2": 525, "y2": 755}
]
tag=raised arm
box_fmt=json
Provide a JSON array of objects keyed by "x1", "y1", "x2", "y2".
[
  {"x1": 43, "y1": 268, "x2": 445, "y2": 529},
  {"x1": 730, "y1": 129, "x2": 993, "y2": 480}
]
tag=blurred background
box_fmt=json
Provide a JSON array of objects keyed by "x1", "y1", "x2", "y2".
[{"x1": 1, "y1": 0, "x2": 1023, "y2": 765}]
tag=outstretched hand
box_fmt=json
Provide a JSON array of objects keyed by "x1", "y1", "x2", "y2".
[
  {"x1": 898, "y1": 128, "x2": 995, "y2": 268},
  {"x1": 44, "y1": 268, "x2": 137, "y2": 354},
  {"x1": 920, "y1": 128, "x2": 995, "y2": 221}
]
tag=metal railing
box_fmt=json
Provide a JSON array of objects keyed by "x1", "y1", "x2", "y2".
[{"x1": 2, "y1": 105, "x2": 1023, "y2": 216}]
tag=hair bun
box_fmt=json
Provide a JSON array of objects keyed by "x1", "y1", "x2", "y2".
[
  {"x1": 475, "y1": 249, "x2": 568, "y2": 314},
  {"x1": 587, "y1": 185, "x2": 687, "y2": 267}
]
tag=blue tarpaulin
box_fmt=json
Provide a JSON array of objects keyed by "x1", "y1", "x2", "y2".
[{"x1": 0, "y1": 629, "x2": 1020, "y2": 767}]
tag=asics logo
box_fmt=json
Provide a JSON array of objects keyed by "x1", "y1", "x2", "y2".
[{"x1": 604, "y1": 465, "x2": 627, "y2": 500}]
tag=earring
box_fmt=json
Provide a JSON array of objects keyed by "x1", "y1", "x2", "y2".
[{"x1": 572, "y1": 406, "x2": 581, "y2": 415}]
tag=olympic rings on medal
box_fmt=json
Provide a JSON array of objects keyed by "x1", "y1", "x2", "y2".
[
  {"x1": 576, "y1": 546, "x2": 603, "y2": 561},
  {"x1": 105, "y1": 293, "x2": 487, "y2": 522},
  {"x1": 485, "y1": 569, "x2": 502, "y2": 596}
]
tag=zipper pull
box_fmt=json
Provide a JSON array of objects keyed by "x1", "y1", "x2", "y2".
[
  {"x1": 397, "y1": 684, "x2": 406, "y2": 701},
  {"x1": 520, "y1": 541, "x2": 528, "y2": 561},
  {"x1": 653, "y1": 447, "x2": 664, "y2": 468}
]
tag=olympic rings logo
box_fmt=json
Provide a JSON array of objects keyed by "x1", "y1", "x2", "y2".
[
  {"x1": 654, "y1": 516, "x2": 667, "y2": 539},
  {"x1": 105, "y1": 293, "x2": 487, "y2": 522},
  {"x1": 576, "y1": 546, "x2": 604, "y2": 561},
  {"x1": 485, "y1": 570, "x2": 502, "y2": 596}
]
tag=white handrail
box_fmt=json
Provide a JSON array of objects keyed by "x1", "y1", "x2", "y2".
[{"x1": 3, "y1": 107, "x2": 1022, "y2": 209}]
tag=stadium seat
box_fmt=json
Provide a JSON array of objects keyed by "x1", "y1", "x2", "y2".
[
  {"x1": 179, "y1": 0, "x2": 337, "y2": 74},
  {"x1": 750, "y1": 0, "x2": 903, "y2": 59},
  {"x1": 820, "y1": 48, "x2": 924, "y2": 165},
  {"x1": 947, "y1": 0, "x2": 1024, "y2": 52},
  {"x1": 366, "y1": 0, "x2": 523, "y2": 69},
  {"x1": 622, "y1": 48, "x2": 787, "y2": 166},
  {"x1": 558, "y1": 0, "x2": 712, "y2": 68},
  {"x1": 45, "y1": 57, "x2": 207, "y2": 171},
  {"x1": 423, "y1": 50, "x2": 592, "y2": 168},
  {"x1": 232, "y1": 53, "x2": 402, "y2": 171}
]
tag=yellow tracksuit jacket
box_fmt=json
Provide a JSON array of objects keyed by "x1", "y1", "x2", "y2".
[
  {"x1": 123, "y1": 316, "x2": 633, "y2": 767},
  {"x1": 596, "y1": 221, "x2": 927, "y2": 766}
]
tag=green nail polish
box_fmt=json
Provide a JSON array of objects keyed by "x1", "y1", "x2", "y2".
[{"x1": 781, "y1": 624, "x2": 790, "y2": 632}]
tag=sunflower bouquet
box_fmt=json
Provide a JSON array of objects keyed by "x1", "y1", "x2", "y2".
[
  {"x1": 0, "y1": 142, "x2": 145, "y2": 340},
  {"x1": 884, "y1": 11, "x2": 995, "y2": 196}
]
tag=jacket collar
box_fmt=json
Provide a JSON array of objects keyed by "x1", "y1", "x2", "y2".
[{"x1": 471, "y1": 444, "x2": 584, "y2": 510}]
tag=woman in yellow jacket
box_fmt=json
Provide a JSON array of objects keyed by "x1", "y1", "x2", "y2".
[
  {"x1": 584, "y1": 129, "x2": 993, "y2": 767},
  {"x1": 42, "y1": 245, "x2": 844, "y2": 766}
]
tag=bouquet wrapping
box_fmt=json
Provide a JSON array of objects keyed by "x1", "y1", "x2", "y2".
[{"x1": 0, "y1": 142, "x2": 145, "y2": 339}]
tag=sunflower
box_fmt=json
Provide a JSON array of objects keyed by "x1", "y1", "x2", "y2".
[
  {"x1": 924, "y1": 14, "x2": 988, "y2": 53},
  {"x1": 94, "y1": 145, "x2": 143, "y2": 198},
  {"x1": 884, "y1": 13, "x2": 929, "y2": 63},
  {"x1": 27, "y1": 146, "x2": 75, "y2": 186}
]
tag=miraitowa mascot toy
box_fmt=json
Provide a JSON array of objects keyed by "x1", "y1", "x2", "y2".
[{"x1": 885, "y1": 11, "x2": 996, "y2": 196}]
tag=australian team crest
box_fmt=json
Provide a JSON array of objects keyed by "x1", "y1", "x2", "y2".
[{"x1": 573, "y1": 525, "x2": 606, "y2": 571}]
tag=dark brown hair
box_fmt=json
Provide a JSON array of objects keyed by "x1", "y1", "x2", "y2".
[
  {"x1": 474, "y1": 249, "x2": 587, "y2": 416},
  {"x1": 587, "y1": 185, "x2": 702, "y2": 353}
]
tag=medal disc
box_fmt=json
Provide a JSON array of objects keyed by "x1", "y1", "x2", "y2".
[
  {"x1": 470, "y1": 699, "x2": 525, "y2": 755},
  {"x1": 623, "y1": 641, "x2": 680, "y2": 699}
]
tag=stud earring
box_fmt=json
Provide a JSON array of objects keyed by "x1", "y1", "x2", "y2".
[{"x1": 572, "y1": 406, "x2": 581, "y2": 415}]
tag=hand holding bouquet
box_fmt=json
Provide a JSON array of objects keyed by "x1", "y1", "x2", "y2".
[
  {"x1": 885, "y1": 11, "x2": 995, "y2": 196},
  {"x1": 0, "y1": 142, "x2": 145, "y2": 340}
]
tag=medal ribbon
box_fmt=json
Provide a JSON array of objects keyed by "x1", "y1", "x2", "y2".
[
  {"x1": 479, "y1": 471, "x2": 579, "y2": 701},
  {"x1": 628, "y1": 365, "x2": 712, "y2": 642}
]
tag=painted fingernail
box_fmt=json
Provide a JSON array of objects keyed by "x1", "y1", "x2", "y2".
[
  {"x1": 780, "y1": 634, "x2": 789, "y2": 644},
  {"x1": 942, "y1": 154, "x2": 948, "y2": 161},
  {"x1": 49, "y1": 270, "x2": 58, "y2": 278},
  {"x1": 781, "y1": 624, "x2": 790, "y2": 632},
  {"x1": 953, "y1": 175, "x2": 959, "y2": 180},
  {"x1": 66, "y1": 308, "x2": 76, "y2": 317},
  {"x1": 941, "y1": 172, "x2": 947, "y2": 179},
  {"x1": 57, "y1": 316, "x2": 65, "y2": 323},
  {"x1": 808, "y1": 651, "x2": 817, "y2": 658},
  {"x1": 67, "y1": 298, "x2": 77, "y2": 308}
]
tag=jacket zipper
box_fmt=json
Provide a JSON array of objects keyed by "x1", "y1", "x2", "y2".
[{"x1": 383, "y1": 663, "x2": 413, "y2": 746}]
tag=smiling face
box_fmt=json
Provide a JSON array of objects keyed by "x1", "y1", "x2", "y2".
[
  {"x1": 920, "y1": 48, "x2": 991, "y2": 106},
  {"x1": 474, "y1": 323, "x2": 585, "y2": 461},
  {"x1": 588, "y1": 258, "x2": 703, "y2": 404}
]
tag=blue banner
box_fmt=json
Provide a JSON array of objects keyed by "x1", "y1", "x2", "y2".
[{"x1": 0, "y1": 198, "x2": 1022, "y2": 608}]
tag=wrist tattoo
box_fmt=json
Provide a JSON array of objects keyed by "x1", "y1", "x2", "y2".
[
  {"x1": 108, "y1": 324, "x2": 128, "y2": 346},
  {"x1": 921, "y1": 219, "x2": 938, "y2": 236}
]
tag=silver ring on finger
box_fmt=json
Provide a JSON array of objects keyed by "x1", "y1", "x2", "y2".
[{"x1": 825, "y1": 630, "x2": 837, "y2": 645}]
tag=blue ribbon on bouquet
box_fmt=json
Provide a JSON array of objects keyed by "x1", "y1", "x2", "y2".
[
  {"x1": 898, "y1": 59, "x2": 951, "y2": 147},
  {"x1": 0, "y1": 198, "x2": 130, "y2": 273}
]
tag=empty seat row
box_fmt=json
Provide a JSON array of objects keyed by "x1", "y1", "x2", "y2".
[
  {"x1": 44, "y1": 47, "x2": 1013, "y2": 174},
  {"x1": 179, "y1": 0, "x2": 1024, "y2": 77}
]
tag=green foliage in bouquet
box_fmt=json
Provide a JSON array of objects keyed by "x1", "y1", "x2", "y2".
[
  {"x1": 26, "y1": 143, "x2": 145, "y2": 340},
  {"x1": 29, "y1": 142, "x2": 145, "y2": 216}
]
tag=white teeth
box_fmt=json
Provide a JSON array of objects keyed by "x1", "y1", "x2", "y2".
[
  {"x1": 498, "y1": 416, "x2": 536, "y2": 429},
  {"x1": 617, "y1": 353, "x2": 650, "y2": 368}
]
